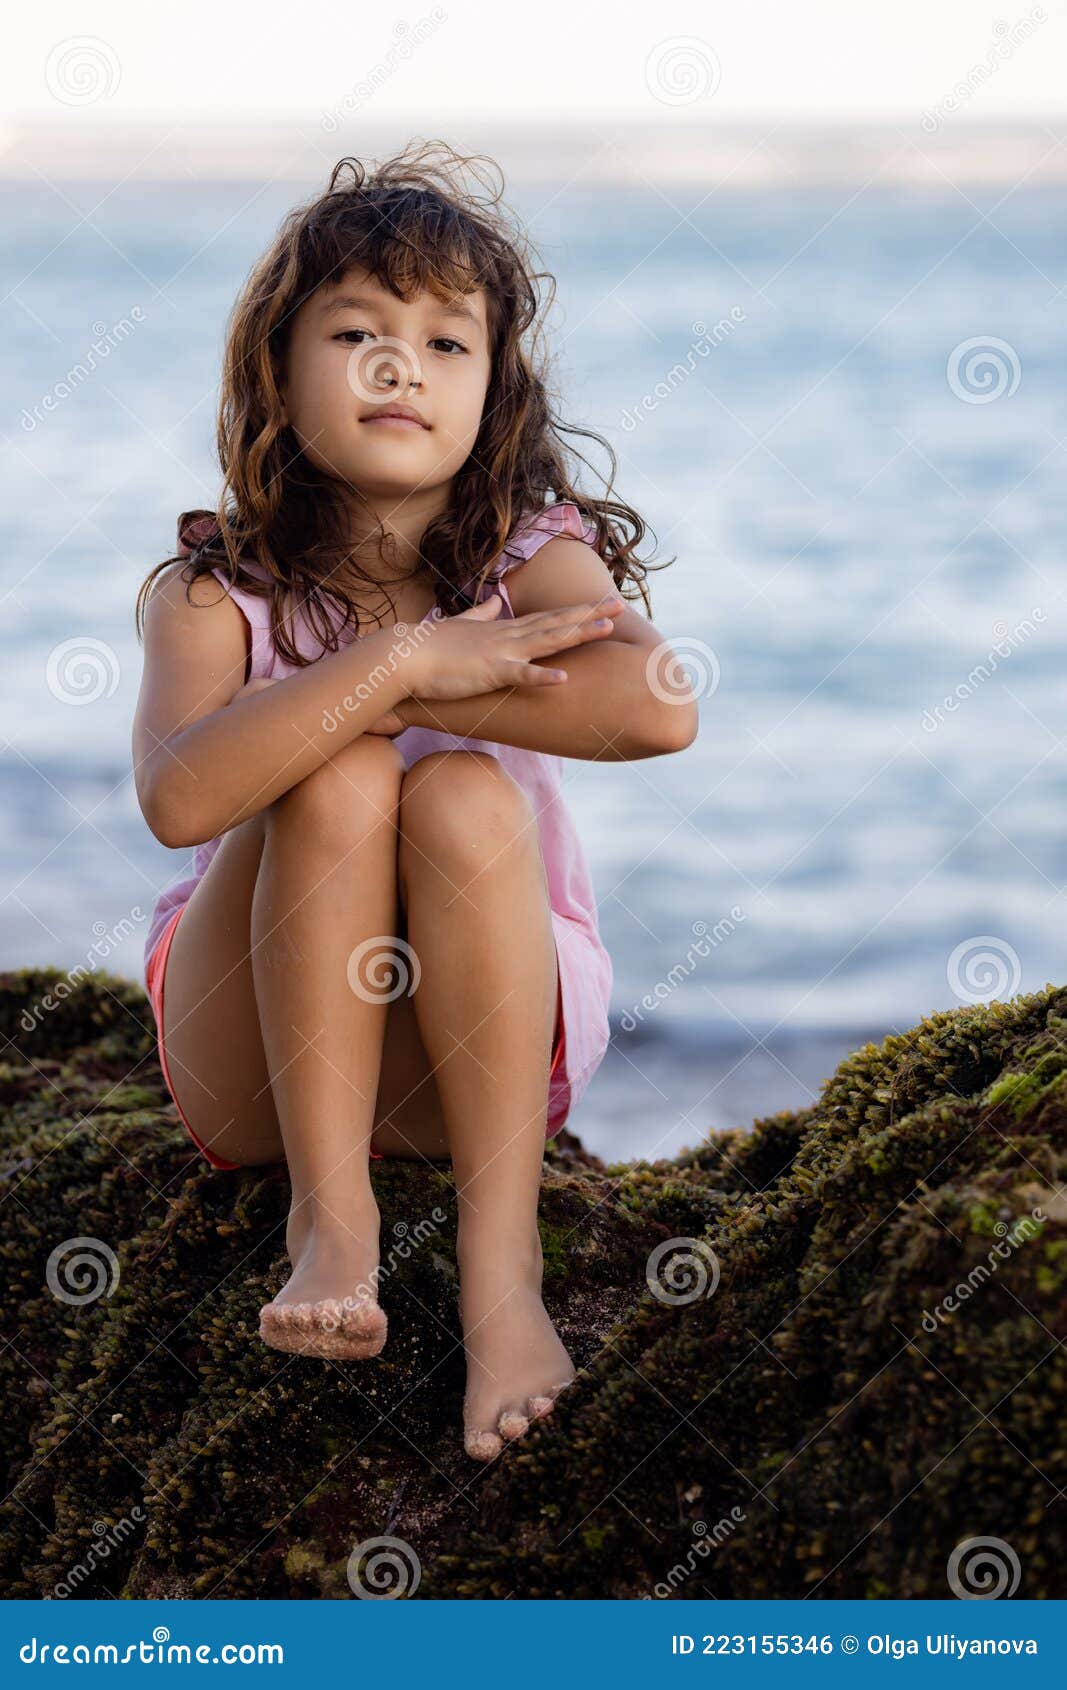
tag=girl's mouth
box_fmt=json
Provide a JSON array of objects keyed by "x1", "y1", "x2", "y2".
[{"x1": 361, "y1": 415, "x2": 428, "y2": 431}]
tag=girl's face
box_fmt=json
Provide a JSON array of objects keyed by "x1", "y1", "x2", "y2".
[{"x1": 280, "y1": 265, "x2": 492, "y2": 503}]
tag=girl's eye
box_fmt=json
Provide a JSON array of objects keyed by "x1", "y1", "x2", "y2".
[{"x1": 335, "y1": 330, "x2": 466, "y2": 354}]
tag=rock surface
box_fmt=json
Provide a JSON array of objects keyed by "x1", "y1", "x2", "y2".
[{"x1": 0, "y1": 965, "x2": 1064, "y2": 1599}]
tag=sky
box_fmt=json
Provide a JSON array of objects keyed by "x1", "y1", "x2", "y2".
[{"x1": 1, "y1": 0, "x2": 1058, "y2": 127}]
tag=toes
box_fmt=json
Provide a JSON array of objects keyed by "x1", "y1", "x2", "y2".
[
  {"x1": 260, "y1": 1303, "x2": 296, "y2": 1334},
  {"x1": 465, "y1": 1427, "x2": 504, "y2": 1461},
  {"x1": 528, "y1": 1395, "x2": 555, "y2": 1419},
  {"x1": 341, "y1": 1298, "x2": 385, "y2": 1338},
  {"x1": 497, "y1": 1408, "x2": 530, "y2": 1441},
  {"x1": 258, "y1": 1293, "x2": 388, "y2": 1360},
  {"x1": 317, "y1": 1298, "x2": 343, "y2": 1332}
]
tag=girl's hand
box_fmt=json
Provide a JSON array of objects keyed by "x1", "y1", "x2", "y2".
[{"x1": 400, "y1": 591, "x2": 624, "y2": 703}]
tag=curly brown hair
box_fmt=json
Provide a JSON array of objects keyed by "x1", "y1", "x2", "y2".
[{"x1": 135, "y1": 138, "x2": 671, "y2": 670}]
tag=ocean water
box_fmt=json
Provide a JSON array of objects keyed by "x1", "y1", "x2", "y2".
[{"x1": 2, "y1": 176, "x2": 1063, "y2": 1163}]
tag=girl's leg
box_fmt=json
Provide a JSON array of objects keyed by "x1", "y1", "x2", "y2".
[
  {"x1": 395, "y1": 750, "x2": 577, "y2": 1460},
  {"x1": 160, "y1": 736, "x2": 425, "y2": 1350},
  {"x1": 249, "y1": 733, "x2": 405, "y2": 1327},
  {"x1": 159, "y1": 742, "x2": 451, "y2": 1177}
]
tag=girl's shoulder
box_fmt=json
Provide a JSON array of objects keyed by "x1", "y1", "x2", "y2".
[{"x1": 171, "y1": 509, "x2": 277, "y2": 681}]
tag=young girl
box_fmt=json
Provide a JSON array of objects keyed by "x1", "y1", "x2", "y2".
[{"x1": 132, "y1": 142, "x2": 696, "y2": 1462}]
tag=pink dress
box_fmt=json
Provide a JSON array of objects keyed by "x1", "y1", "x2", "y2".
[{"x1": 143, "y1": 501, "x2": 614, "y2": 1141}]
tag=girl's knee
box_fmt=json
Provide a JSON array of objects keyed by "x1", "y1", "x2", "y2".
[
  {"x1": 399, "y1": 750, "x2": 537, "y2": 867},
  {"x1": 268, "y1": 734, "x2": 404, "y2": 843}
]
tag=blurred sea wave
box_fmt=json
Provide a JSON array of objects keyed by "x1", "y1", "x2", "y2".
[{"x1": 1, "y1": 171, "x2": 1063, "y2": 1160}]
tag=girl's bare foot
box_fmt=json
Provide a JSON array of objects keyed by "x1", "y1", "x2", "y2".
[
  {"x1": 458, "y1": 1227, "x2": 576, "y2": 1460},
  {"x1": 259, "y1": 1199, "x2": 387, "y2": 1359}
]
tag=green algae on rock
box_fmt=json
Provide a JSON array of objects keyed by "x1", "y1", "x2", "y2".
[{"x1": 0, "y1": 965, "x2": 1064, "y2": 1599}]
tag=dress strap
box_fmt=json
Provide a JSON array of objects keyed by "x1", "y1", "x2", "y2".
[
  {"x1": 472, "y1": 501, "x2": 599, "y2": 616},
  {"x1": 494, "y1": 501, "x2": 598, "y2": 577},
  {"x1": 175, "y1": 510, "x2": 277, "y2": 682}
]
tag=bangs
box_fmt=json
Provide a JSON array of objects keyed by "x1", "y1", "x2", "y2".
[{"x1": 297, "y1": 190, "x2": 499, "y2": 339}]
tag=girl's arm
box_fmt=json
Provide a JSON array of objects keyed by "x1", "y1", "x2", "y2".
[
  {"x1": 134, "y1": 561, "x2": 621, "y2": 846},
  {"x1": 394, "y1": 536, "x2": 699, "y2": 760},
  {"x1": 133, "y1": 565, "x2": 421, "y2": 848}
]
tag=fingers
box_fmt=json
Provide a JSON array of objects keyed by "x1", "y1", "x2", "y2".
[
  {"x1": 514, "y1": 594, "x2": 623, "y2": 632},
  {"x1": 513, "y1": 600, "x2": 623, "y2": 657},
  {"x1": 499, "y1": 658, "x2": 569, "y2": 687},
  {"x1": 458, "y1": 591, "x2": 505, "y2": 619}
]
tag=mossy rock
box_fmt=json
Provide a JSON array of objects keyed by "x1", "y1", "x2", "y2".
[{"x1": 0, "y1": 966, "x2": 1064, "y2": 1599}]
